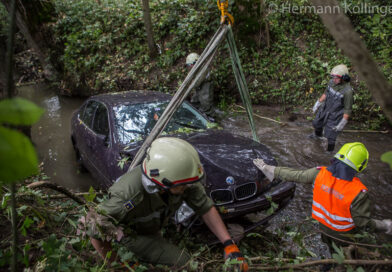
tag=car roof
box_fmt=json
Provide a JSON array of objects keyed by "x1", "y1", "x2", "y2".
[{"x1": 90, "y1": 90, "x2": 172, "y2": 107}]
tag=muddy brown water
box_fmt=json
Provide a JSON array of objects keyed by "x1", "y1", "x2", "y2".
[
  {"x1": 18, "y1": 84, "x2": 95, "y2": 191},
  {"x1": 18, "y1": 84, "x2": 392, "y2": 255}
]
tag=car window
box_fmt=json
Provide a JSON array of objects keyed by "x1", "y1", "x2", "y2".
[
  {"x1": 92, "y1": 103, "x2": 109, "y2": 136},
  {"x1": 81, "y1": 101, "x2": 99, "y2": 128},
  {"x1": 113, "y1": 101, "x2": 209, "y2": 145}
]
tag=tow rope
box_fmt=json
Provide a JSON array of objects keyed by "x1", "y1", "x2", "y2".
[{"x1": 227, "y1": 25, "x2": 259, "y2": 142}]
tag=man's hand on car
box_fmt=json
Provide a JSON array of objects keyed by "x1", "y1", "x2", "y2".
[{"x1": 253, "y1": 158, "x2": 276, "y2": 182}]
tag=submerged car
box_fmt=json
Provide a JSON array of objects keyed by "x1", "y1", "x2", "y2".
[{"x1": 71, "y1": 90, "x2": 295, "y2": 229}]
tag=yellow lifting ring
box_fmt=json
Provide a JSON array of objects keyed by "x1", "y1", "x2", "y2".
[{"x1": 217, "y1": 0, "x2": 234, "y2": 26}]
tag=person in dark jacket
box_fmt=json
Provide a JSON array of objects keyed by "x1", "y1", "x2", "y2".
[
  {"x1": 253, "y1": 142, "x2": 392, "y2": 250},
  {"x1": 88, "y1": 137, "x2": 248, "y2": 271},
  {"x1": 186, "y1": 53, "x2": 215, "y2": 117},
  {"x1": 311, "y1": 64, "x2": 353, "y2": 152}
]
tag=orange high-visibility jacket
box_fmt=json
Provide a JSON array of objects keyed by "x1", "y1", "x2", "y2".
[{"x1": 312, "y1": 167, "x2": 367, "y2": 232}]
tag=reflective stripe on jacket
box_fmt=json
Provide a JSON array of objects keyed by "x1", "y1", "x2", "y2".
[{"x1": 312, "y1": 167, "x2": 367, "y2": 232}]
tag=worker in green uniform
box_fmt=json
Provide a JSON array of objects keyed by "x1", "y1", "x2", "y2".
[
  {"x1": 89, "y1": 137, "x2": 248, "y2": 271},
  {"x1": 311, "y1": 64, "x2": 354, "y2": 152},
  {"x1": 253, "y1": 142, "x2": 392, "y2": 250},
  {"x1": 186, "y1": 53, "x2": 215, "y2": 117}
]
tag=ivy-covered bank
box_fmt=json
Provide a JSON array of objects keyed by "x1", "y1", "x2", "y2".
[
  {"x1": 47, "y1": 0, "x2": 391, "y2": 129},
  {"x1": 0, "y1": 0, "x2": 391, "y2": 129}
]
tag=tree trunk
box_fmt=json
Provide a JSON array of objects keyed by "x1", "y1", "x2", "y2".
[
  {"x1": 310, "y1": 0, "x2": 392, "y2": 123},
  {"x1": 260, "y1": 0, "x2": 270, "y2": 48},
  {"x1": 141, "y1": 0, "x2": 157, "y2": 58},
  {"x1": 0, "y1": 39, "x2": 6, "y2": 98},
  {"x1": 1, "y1": 0, "x2": 58, "y2": 81}
]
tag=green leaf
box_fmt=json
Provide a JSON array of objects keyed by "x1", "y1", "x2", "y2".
[
  {"x1": 381, "y1": 151, "x2": 392, "y2": 169},
  {"x1": 20, "y1": 216, "x2": 34, "y2": 237},
  {"x1": 0, "y1": 97, "x2": 44, "y2": 126},
  {"x1": 67, "y1": 218, "x2": 77, "y2": 229},
  {"x1": 83, "y1": 186, "x2": 96, "y2": 202},
  {"x1": 0, "y1": 126, "x2": 38, "y2": 183},
  {"x1": 1, "y1": 193, "x2": 10, "y2": 209},
  {"x1": 331, "y1": 242, "x2": 345, "y2": 264}
]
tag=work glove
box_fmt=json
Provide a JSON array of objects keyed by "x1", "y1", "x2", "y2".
[
  {"x1": 312, "y1": 100, "x2": 324, "y2": 114},
  {"x1": 223, "y1": 239, "x2": 248, "y2": 272},
  {"x1": 374, "y1": 219, "x2": 392, "y2": 235},
  {"x1": 77, "y1": 208, "x2": 124, "y2": 242},
  {"x1": 333, "y1": 118, "x2": 348, "y2": 132},
  {"x1": 253, "y1": 158, "x2": 276, "y2": 182}
]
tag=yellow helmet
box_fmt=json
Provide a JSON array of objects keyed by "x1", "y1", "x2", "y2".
[
  {"x1": 186, "y1": 53, "x2": 200, "y2": 66},
  {"x1": 331, "y1": 64, "x2": 349, "y2": 77},
  {"x1": 334, "y1": 142, "x2": 369, "y2": 172},
  {"x1": 142, "y1": 137, "x2": 204, "y2": 190}
]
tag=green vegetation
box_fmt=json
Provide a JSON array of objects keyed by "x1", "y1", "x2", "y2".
[
  {"x1": 0, "y1": 96, "x2": 44, "y2": 270},
  {"x1": 0, "y1": 97, "x2": 43, "y2": 183},
  {"x1": 47, "y1": 0, "x2": 391, "y2": 129},
  {"x1": 2, "y1": 181, "x2": 391, "y2": 271}
]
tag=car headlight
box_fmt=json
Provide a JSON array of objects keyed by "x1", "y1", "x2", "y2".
[{"x1": 174, "y1": 202, "x2": 195, "y2": 226}]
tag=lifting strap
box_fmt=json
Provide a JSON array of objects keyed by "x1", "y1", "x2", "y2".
[{"x1": 226, "y1": 26, "x2": 259, "y2": 142}]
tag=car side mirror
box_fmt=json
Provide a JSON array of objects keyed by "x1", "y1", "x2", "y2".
[{"x1": 97, "y1": 134, "x2": 109, "y2": 147}]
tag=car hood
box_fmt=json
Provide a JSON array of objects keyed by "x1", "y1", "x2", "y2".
[
  {"x1": 120, "y1": 129, "x2": 276, "y2": 188},
  {"x1": 185, "y1": 130, "x2": 276, "y2": 187}
]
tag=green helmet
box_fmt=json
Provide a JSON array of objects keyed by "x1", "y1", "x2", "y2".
[
  {"x1": 142, "y1": 137, "x2": 204, "y2": 190},
  {"x1": 186, "y1": 53, "x2": 200, "y2": 66},
  {"x1": 334, "y1": 142, "x2": 369, "y2": 172},
  {"x1": 331, "y1": 64, "x2": 349, "y2": 77}
]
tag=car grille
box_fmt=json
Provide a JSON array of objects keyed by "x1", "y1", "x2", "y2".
[
  {"x1": 210, "y1": 182, "x2": 257, "y2": 205},
  {"x1": 235, "y1": 183, "x2": 257, "y2": 200},
  {"x1": 210, "y1": 189, "x2": 233, "y2": 205}
]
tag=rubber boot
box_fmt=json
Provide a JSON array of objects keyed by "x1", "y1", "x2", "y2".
[
  {"x1": 308, "y1": 129, "x2": 323, "y2": 140},
  {"x1": 327, "y1": 143, "x2": 335, "y2": 152}
]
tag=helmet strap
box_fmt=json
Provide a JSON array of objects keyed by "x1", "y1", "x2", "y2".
[
  {"x1": 162, "y1": 178, "x2": 173, "y2": 188},
  {"x1": 141, "y1": 172, "x2": 161, "y2": 194}
]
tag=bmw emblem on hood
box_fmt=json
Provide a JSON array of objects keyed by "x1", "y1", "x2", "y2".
[{"x1": 226, "y1": 176, "x2": 235, "y2": 185}]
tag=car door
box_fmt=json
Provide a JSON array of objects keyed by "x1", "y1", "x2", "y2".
[
  {"x1": 76, "y1": 100, "x2": 99, "y2": 172},
  {"x1": 89, "y1": 102, "x2": 118, "y2": 187}
]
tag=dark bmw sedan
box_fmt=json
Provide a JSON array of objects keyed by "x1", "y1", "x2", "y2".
[{"x1": 71, "y1": 90, "x2": 295, "y2": 224}]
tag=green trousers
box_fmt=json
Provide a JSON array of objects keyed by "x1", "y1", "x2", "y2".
[{"x1": 120, "y1": 233, "x2": 191, "y2": 267}]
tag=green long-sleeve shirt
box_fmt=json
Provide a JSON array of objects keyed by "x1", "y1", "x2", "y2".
[
  {"x1": 274, "y1": 167, "x2": 377, "y2": 239},
  {"x1": 98, "y1": 166, "x2": 214, "y2": 235}
]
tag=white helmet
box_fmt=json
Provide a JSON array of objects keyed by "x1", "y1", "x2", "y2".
[
  {"x1": 142, "y1": 137, "x2": 204, "y2": 193},
  {"x1": 331, "y1": 64, "x2": 349, "y2": 77},
  {"x1": 186, "y1": 53, "x2": 200, "y2": 66}
]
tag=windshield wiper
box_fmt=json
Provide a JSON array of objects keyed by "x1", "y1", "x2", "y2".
[{"x1": 173, "y1": 121, "x2": 202, "y2": 130}]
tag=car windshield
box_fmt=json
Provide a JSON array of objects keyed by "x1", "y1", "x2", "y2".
[{"x1": 113, "y1": 101, "x2": 209, "y2": 145}]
